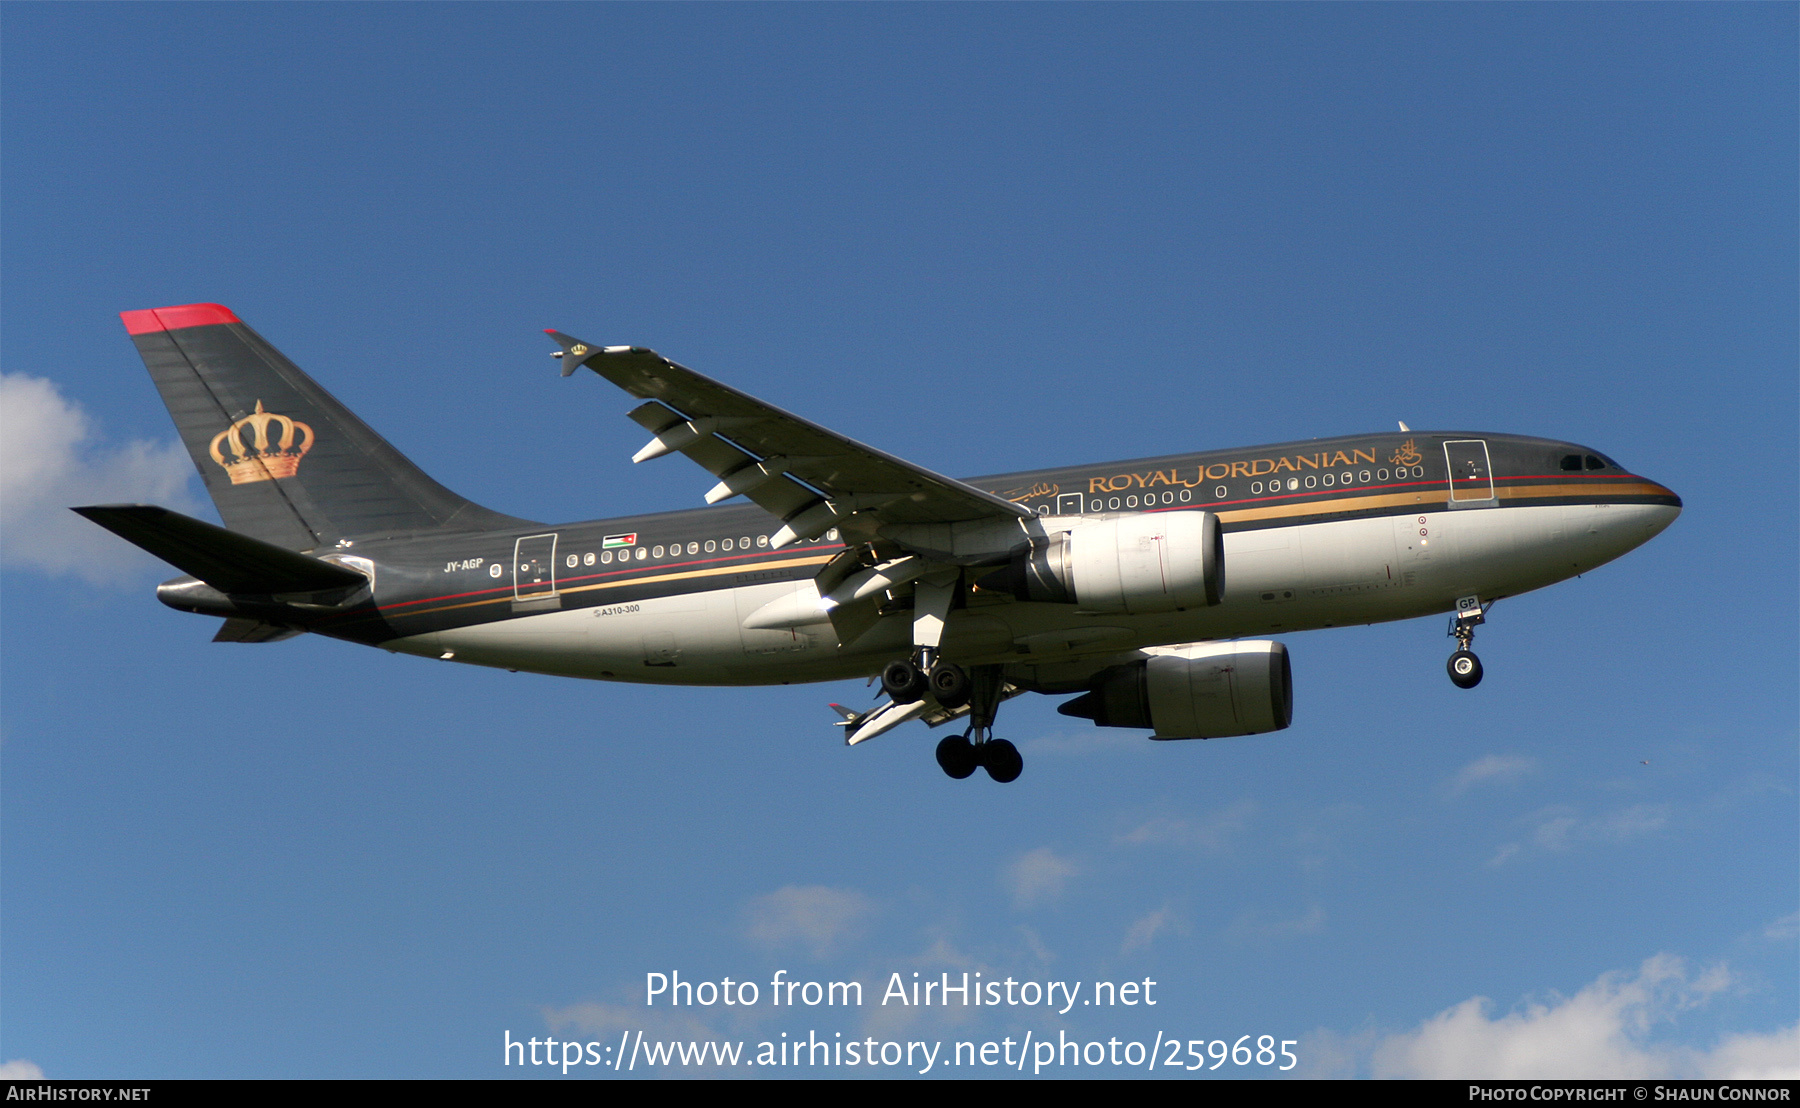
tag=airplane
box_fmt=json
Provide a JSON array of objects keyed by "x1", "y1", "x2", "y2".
[{"x1": 77, "y1": 303, "x2": 1683, "y2": 783}]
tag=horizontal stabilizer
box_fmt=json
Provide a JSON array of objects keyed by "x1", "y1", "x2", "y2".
[{"x1": 72, "y1": 505, "x2": 368, "y2": 595}]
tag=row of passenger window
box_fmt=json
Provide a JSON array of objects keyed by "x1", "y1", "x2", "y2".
[
  {"x1": 560, "y1": 529, "x2": 841, "y2": 570},
  {"x1": 1075, "y1": 489, "x2": 1198, "y2": 513},
  {"x1": 1247, "y1": 465, "x2": 1425, "y2": 496}
]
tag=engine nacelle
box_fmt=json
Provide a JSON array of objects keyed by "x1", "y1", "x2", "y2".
[
  {"x1": 979, "y1": 510, "x2": 1224, "y2": 614},
  {"x1": 1057, "y1": 641, "x2": 1292, "y2": 740}
]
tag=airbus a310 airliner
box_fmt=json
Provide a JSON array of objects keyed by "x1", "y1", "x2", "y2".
[{"x1": 79, "y1": 304, "x2": 1681, "y2": 783}]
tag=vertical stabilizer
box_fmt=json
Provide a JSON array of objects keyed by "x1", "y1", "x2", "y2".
[{"x1": 121, "y1": 304, "x2": 527, "y2": 549}]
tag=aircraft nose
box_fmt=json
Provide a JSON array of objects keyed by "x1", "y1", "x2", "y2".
[
  {"x1": 1629, "y1": 478, "x2": 1682, "y2": 543},
  {"x1": 1641, "y1": 478, "x2": 1682, "y2": 527}
]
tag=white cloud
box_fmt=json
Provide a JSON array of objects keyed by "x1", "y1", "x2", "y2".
[
  {"x1": 545, "y1": 1000, "x2": 719, "y2": 1041},
  {"x1": 0, "y1": 373, "x2": 201, "y2": 585},
  {"x1": 1488, "y1": 843, "x2": 1522, "y2": 866},
  {"x1": 1764, "y1": 912, "x2": 1800, "y2": 942},
  {"x1": 1446, "y1": 754, "x2": 1538, "y2": 795},
  {"x1": 1227, "y1": 904, "x2": 1325, "y2": 942},
  {"x1": 543, "y1": 1001, "x2": 730, "y2": 1073},
  {"x1": 1017, "y1": 925, "x2": 1055, "y2": 964},
  {"x1": 1003, "y1": 847, "x2": 1080, "y2": 909},
  {"x1": 1491, "y1": 803, "x2": 1671, "y2": 865},
  {"x1": 0, "y1": 1060, "x2": 43, "y2": 1079},
  {"x1": 1593, "y1": 804, "x2": 1671, "y2": 842},
  {"x1": 1365, "y1": 955, "x2": 1799, "y2": 1079},
  {"x1": 1117, "y1": 799, "x2": 1256, "y2": 852},
  {"x1": 1019, "y1": 729, "x2": 1140, "y2": 756},
  {"x1": 1121, "y1": 905, "x2": 1181, "y2": 954},
  {"x1": 1702, "y1": 1025, "x2": 1800, "y2": 1080},
  {"x1": 742, "y1": 885, "x2": 873, "y2": 958}
]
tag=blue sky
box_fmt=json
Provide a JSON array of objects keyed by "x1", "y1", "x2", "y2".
[{"x1": 2, "y1": 3, "x2": 1794, "y2": 1079}]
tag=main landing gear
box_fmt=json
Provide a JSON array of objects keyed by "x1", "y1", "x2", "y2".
[
  {"x1": 885, "y1": 654, "x2": 1020, "y2": 783},
  {"x1": 884, "y1": 574, "x2": 1022, "y2": 783},
  {"x1": 936, "y1": 732, "x2": 1021, "y2": 784},
  {"x1": 1447, "y1": 595, "x2": 1488, "y2": 689}
]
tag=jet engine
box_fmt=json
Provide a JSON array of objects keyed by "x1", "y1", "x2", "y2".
[
  {"x1": 1057, "y1": 641, "x2": 1292, "y2": 739},
  {"x1": 978, "y1": 510, "x2": 1225, "y2": 614}
]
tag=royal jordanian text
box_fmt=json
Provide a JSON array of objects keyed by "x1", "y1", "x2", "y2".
[{"x1": 1086, "y1": 447, "x2": 1390, "y2": 493}]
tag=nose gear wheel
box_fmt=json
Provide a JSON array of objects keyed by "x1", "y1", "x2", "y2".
[
  {"x1": 1446, "y1": 596, "x2": 1489, "y2": 689},
  {"x1": 1448, "y1": 649, "x2": 1483, "y2": 689}
]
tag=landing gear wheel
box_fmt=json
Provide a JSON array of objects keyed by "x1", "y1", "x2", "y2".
[
  {"x1": 935, "y1": 735, "x2": 978, "y2": 779},
  {"x1": 881, "y1": 659, "x2": 926, "y2": 703},
  {"x1": 981, "y1": 738, "x2": 1023, "y2": 784},
  {"x1": 1448, "y1": 650, "x2": 1483, "y2": 689},
  {"x1": 929, "y1": 663, "x2": 970, "y2": 709}
]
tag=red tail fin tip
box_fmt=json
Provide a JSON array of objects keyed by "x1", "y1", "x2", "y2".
[{"x1": 120, "y1": 304, "x2": 241, "y2": 335}]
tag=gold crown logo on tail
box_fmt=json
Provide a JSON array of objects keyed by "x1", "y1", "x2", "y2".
[{"x1": 209, "y1": 401, "x2": 315, "y2": 484}]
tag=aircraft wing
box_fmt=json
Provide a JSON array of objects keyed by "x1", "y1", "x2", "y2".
[{"x1": 548, "y1": 333, "x2": 1032, "y2": 549}]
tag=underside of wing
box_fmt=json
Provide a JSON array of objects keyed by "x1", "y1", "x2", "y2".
[{"x1": 547, "y1": 334, "x2": 1031, "y2": 552}]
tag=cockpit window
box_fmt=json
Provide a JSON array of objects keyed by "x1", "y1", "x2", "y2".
[
  {"x1": 1584, "y1": 454, "x2": 1606, "y2": 470},
  {"x1": 1560, "y1": 454, "x2": 1583, "y2": 471}
]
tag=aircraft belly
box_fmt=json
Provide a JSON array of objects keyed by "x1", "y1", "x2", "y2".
[
  {"x1": 1446, "y1": 503, "x2": 1650, "y2": 597},
  {"x1": 1564, "y1": 502, "x2": 1680, "y2": 572}
]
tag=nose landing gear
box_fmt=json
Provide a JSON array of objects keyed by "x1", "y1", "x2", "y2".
[
  {"x1": 1448, "y1": 649, "x2": 1483, "y2": 689},
  {"x1": 1447, "y1": 595, "x2": 1488, "y2": 689}
]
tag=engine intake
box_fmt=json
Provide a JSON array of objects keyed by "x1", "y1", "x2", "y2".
[
  {"x1": 978, "y1": 510, "x2": 1224, "y2": 614},
  {"x1": 1057, "y1": 641, "x2": 1292, "y2": 739}
]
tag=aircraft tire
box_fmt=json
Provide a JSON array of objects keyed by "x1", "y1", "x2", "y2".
[
  {"x1": 929, "y1": 663, "x2": 970, "y2": 709},
  {"x1": 982, "y1": 739, "x2": 1023, "y2": 784},
  {"x1": 936, "y1": 735, "x2": 978, "y2": 779},
  {"x1": 882, "y1": 660, "x2": 926, "y2": 703},
  {"x1": 1448, "y1": 650, "x2": 1483, "y2": 689}
]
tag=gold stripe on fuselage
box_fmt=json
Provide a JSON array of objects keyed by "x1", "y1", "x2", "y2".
[{"x1": 1216, "y1": 479, "x2": 1671, "y2": 526}]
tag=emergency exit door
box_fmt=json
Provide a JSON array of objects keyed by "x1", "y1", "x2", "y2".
[
  {"x1": 1443, "y1": 440, "x2": 1496, "y2": 505},
  {"x1": 513, "y1": 533, "x2": 561, "y2": 609}
]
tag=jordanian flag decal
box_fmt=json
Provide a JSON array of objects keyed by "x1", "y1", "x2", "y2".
[{"x1": 602, "y1": 533, "x2": 637, "y2": 549}]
